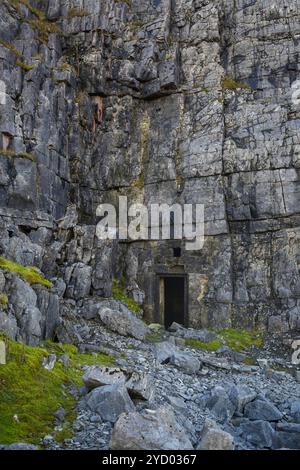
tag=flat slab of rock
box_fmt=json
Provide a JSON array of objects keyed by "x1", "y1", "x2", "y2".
[
  {"x1": 83, "y1": 366, "x2": 127, "y2": 390},
  {"x1": 197, "y1": 419, "x2": 234, "y2": 450},
  {"x1": 244, "y1": 399, "x2": 283, "y2": 422},
  {"x1": 98, "y1": 305, "x2": 149, "y2": 341},
  {"x1": 110, "y1": 406, "x2": 193, "y2": 450},
  {"x1": 169, "y1": 351, "x2": 201, "y2": 375},
  {"x1": 240, "y1": 420, "x2": 275, "y2": 448},
  {"x1": 86, "y1": 383, "x2": 135, "y2": 423}
]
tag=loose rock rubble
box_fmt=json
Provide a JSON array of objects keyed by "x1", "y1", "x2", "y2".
[{"x1": 37, "y1": 318, "x2": 300, "y2": 451}]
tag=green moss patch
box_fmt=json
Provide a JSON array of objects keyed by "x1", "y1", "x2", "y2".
[
  {"x1": 112, "y1": 279, "x2": 141, "y2": 315},
  {"x1": 185, "y1": 328, "x2": 264, "y2": 352},
  {"x1": 185, "y1": 338, "x2": 223, "y2": 351},
  {"x1": 0, "y1": 334, "x2": 114, "y2": 445},
  {"x1": 0, "y1": 149, "x2": 35, "y2": 161},
  {"x1": 0, "y1": 294, "x2": 8, "y2": 308},
  {"x1": 0, "y1": 257, "x2": 52, "y2": 288},
  {"x1": 67, "y1": 8, "x2": 90, "y2": 18},
  {"x1": 15, "y1": 60, "x2": 35, "y2": 72},
  {"x1": 221, "y1": 76, "x2": 251, "y2": 91}
]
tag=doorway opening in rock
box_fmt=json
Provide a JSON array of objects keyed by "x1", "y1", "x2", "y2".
[{"x1": 158, "y1": 275, "x2": 188, "y2": 329}]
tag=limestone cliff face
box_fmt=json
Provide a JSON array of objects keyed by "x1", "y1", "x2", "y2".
[{"x1": 0, "y1": 0, "x2": 300, "y2": 343}]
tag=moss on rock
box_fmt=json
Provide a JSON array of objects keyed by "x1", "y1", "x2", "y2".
[
  {"x1": 0, "y1": 257, "x2": 52, "y2": 288},
  {"x1": 0, "y1": 334, "x2": 114, "y2": 445}
]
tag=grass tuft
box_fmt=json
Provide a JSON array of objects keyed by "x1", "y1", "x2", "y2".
[
  {"x1": 0, "y1": 294, "x2": 8, "y2": 307},
  {"x1": 221, "y1": 76, "x2": 252, "y2": 91},
  {"x1": 0, "y1": 257, "x2": 52, "y2": 288},
  {"x1": 185, "y1": 328, "x2": 264, "y2": 352},
  {"x1": 112, "y1": 279, "x2": 142, "y2": 315},
  {"x1": 0, "y1": 334, "x2": 114, "y2": 445}
]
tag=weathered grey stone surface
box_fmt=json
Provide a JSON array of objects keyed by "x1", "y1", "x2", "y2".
[
  {"x1": 169, "y1": 351, "x2": 201, "y2": 375},
  {"x1": 0, "y1": 0, "x2": 298, "y2": 343},
  {"x1": 240, "y1": 420, "x2": 275, "y2": 449},
  {"x1": 98, "y1": 305, "x2": 149, "y2": 340},
  {"x1": 197, "y1": 418, "x2": 234, "y2": 450},
  {"x1": 110, "y1": 406, "x2": 193, "y2": 450},
  {"x1": 244, "y1": 399, "x2": 283, "y2": 422},
  {"x1": 83, "y1": 366, "x2": 127, "y2": 391},
  {"x1": 85, "y1": 383, "x2": 135, "y2": 423}
]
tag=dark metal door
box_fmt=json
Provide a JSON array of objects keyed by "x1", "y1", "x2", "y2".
[{"x1": 164, "y1": 277, "x2": 185, "y2": 329}]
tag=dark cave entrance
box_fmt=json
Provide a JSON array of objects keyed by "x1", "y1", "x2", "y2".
[{"x1": 158, "y1": 274, "x2": 188, "y2": 329}]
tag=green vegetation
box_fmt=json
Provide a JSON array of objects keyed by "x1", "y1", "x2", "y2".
[
  {"x1": 27, "y1": 18, "x2": 62, "y2": 43},
  {"x1": 15, "y1": 60, "x2": 35, "y2": 71},
  {"x1": 67, "y1": 8, "x2": 90, "y2": 18},
  {"x1": 185, "y1": 328, "x2": 264, "y2": 352},
  {"x1": 115, "y1": 0, "x2": 133, "y2": 7},
  {"x1": 0, "y1": 257, "x2": 52, "y2": 288},
  {"x1": 0, "y1": 334, "x2": 114, "y2": 445},
  {"x1": 145, "y1": 324, "x2": 165, "y2": 344},
  {"x1": 0, "y1": 40, "x2": 34, "y2": 72},
  {"x1": 0, "y1": 149, "x2": 35, "y2": 161},
  {"x1": 112, "y1": 279, "x2": 141, "y2": 315},
  {"x1": 185, "y1": 338, "x2": 223, "y2": 351},
  {"x1": 219, "y1": 328, "x2": 263, "y2": 351},
  {"x1": 221, "y1": 76, "x2": 252, "y2": 91},
  {"x1": 0, "y1": 294, "x2": 8, "y2": 307},
  {"x1": 7, "y1": 0, "x2": 62, "y2": 43},
  {"x1": 0, "y1": 39, "x2": 22, "y2": 58}
]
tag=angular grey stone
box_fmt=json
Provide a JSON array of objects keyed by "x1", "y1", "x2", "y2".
[
  {"x1": 206, "y1": 386, "x2": 237, "y2": 423},
  {"x1": 126, "y1": 371, "x2": 154, "y2": 401},
  {"x1": 83, "y1": 366, "x2": 127, "y2": 391},
  {"x1": 197, "y1": 418, "x2": 234, "y2": 450},
  {"x1": 228, "y1": 385, "x2": 257, "y2": 414},
  {"x1": 291, "y1": 400, "x2": 300, "y2": 423},
  {"x1": 244, "y1": 399, "x2": 283, "y2": 422},
  {"x1": 272, "y1": 430, "x2": 300, "y2": 450},
  {"x1": 42, "y1": 354, "x2": 56, "y2": 370},
  {"x1": 169, "y1": 351, "x2": 201, "y2": 375},
  {"x1": 0, "y1": 340, "x2": 6, "y2": 364},
  {"x1": 4, "y1": 443, "x2": 38, "y2": 450},
  {"x1": 86, "y1": 384, "x2": 135, "y2": 423},
  {"x1": 110, "y1": 406, "x2": 193, "y2": 450},
  {"x1": 240, "y1": 420, "x2": 275, "y2": 448},
  {"x1": 98, "y1": 306, "x2": 149, "y2": 341},
  {"x1": 0, "y1": 310, "x2": 18, "y2": 339}
]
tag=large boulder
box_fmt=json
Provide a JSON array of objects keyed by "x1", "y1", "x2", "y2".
[
  {"x1": 228, "y1": 385, "x2": 257, "y2": 414},
  {"x1": 290, "y1": 400, "x2": 300, "y2": 424},
  {"x1": 98, "y1": 304, "x2": 149, "y2": 341},
  {"x1": 85, "y1": 383, "x2": 135, "y2": 423},
  {"x1": 240, "y1": 420, "x2": 275, "y2": 448},
  {"x1": 83, "y1": 366, "x2": 127, "y2": 391},
  {"x1": 169, "y1": 351, "x2": 201, "y2": 375},
  {"x1": 110, "y1": 406, "x2": 193, "y2": 450},
  {"x1": 206, "y1": 386, "x2": 236, "y2": 423},
  {"x1": 197, "y1": 419, "x2": 234, "y2": 450},
  {"x1": 272, "y1": 423, "x2": 300, "y2": 449},
  {"x1": 244, "y1": 399, "x2": 283, "y2": 422}
]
